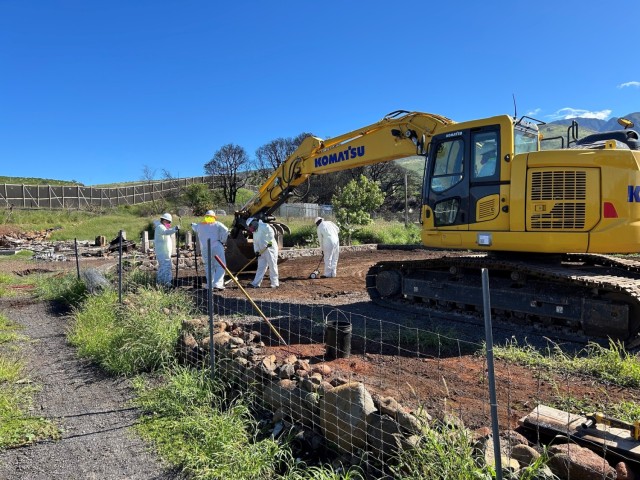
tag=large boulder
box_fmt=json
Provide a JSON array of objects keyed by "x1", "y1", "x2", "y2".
[
  {"x1": 319, "y1": 382, "x2": 376, "y2": 453},
  {"x1": 548, "y1": 443, "x2": 615, "y2": 480}
]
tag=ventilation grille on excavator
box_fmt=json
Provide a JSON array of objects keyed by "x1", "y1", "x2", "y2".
[
  {"x1": 530, "y1": 171, "x2": 587, "y2": 229},
  {"x1": 477, "y1": 197, "x2": 497, "y2": 221}
]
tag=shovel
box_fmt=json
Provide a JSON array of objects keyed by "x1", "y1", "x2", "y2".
[{"x1": 224, "y1": 245, "x2": 269, "y2": 286}]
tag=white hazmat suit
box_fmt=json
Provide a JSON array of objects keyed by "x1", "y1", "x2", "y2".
[
  {"x1": 248, "y1": 219, "x2": 279, "y2": 288},
  {"x1": 192, "y1": 219, "x2": 229, "y2": 289},
  {"x1": 316, "y1": 218, "x2": 340, "y2": 277},
  {"x1": 154, "y1": 219, "x2": 178, "y2": 286}
]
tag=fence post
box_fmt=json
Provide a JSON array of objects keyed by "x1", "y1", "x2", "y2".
[
  {"x1": 207, "y1": 239, "x2": 215, "y2": 378},
  {"x1": 74, "y1": 238, "x2": 80, "y2": 279},
  {"x1": 481, "y1": 268, "x2": 502, "y2": 479},
  {"x1": 118, "y1": 230, "x2": 123, "y2": 304}
]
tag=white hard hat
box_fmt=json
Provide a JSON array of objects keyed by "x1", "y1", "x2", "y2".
[
  {"x1": 315, "y1": 217, "x2": 323, "y2": 224},
  {"x1": 160, "y1": 213, "x2": 173, "y2": 222},
  {"x1": 205, "y1": 210, "x2": 216, "y2": 217}
]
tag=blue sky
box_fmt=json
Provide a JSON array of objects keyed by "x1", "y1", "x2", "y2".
[{"x1": 1, "y1": 1, "x2": 638, "y2": 186}]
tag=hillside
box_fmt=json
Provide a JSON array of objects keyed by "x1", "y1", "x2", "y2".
[
  {"x1": 0, "y1": 176, "x2": 83, "y2": 186},
  {"x1": 540, "y1": 111, "x2": 639, "y2": 150},
  {"x1": 545, "y1": 111, "x2": 640, "y2": 132}
]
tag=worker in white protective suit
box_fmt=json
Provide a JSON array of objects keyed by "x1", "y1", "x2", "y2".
[
  {"x1": 191, "y1": 210, "x2": 229, "y2": 290},
  {"x1": 245, "y1": 217, "x2": 279, "y2": 288},
  {"x1": 154, "y1": 212, "x2": 179, "y2": 287},
  {"x1": 315, "y1": 217, "x2": 340, "y2": 278}
]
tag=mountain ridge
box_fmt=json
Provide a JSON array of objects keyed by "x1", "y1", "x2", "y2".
[{"x1": 545, "y1": 112, "x2": 640, "y2": 132}]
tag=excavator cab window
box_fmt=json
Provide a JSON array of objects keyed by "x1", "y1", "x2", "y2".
[
  {"x1": 473, "y1": 132, "x2": 499, "y2": 179},
  {"x1": 431, "y1": 138, "x2": 464, "y2": 192}
]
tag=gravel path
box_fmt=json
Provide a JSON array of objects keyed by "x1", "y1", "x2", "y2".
[{"x1": 0, "y1": 298, "x2": 180, "y2": 480}]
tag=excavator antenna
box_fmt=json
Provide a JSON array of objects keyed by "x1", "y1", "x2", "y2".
[{"x1": 512, "y1": 93, "x2": 517, "y2": 119}]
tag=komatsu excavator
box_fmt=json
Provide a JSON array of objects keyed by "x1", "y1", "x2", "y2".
[{"x1": 226, "y1": 110, "x2": 640, "y2": 347}]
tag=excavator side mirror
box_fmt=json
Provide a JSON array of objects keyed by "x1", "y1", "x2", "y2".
[{"x1": 619, "y1": 118, "x2": 634, "y2": 130}]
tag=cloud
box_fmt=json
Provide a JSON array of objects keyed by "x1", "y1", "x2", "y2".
[
  {"x1": 525, "y1": 108, "x2": 541, "y2": 117},
  {"x1": 546, "y1": 108, "x2": 612, "y2": 121},
  {"x1": 618, "y1": 81, "x2": 640, "y2": 89}
]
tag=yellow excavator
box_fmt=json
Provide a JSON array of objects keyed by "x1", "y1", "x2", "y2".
[{"x1": 226, "y1": 110, "x2": 640, "y2": 347}]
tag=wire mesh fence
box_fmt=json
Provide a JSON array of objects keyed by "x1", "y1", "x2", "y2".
[{"x1": 68, "y1": 235, "x2": 640, "y2": 477}]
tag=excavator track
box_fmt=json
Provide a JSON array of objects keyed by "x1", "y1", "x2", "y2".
[{"x1": 366, "y1": 253, "x2": 640, "y2": 349}]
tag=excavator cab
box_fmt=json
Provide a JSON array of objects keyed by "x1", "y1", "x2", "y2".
[{"x1": 421, "y1": 116, "x2": 540, "y2": 246}]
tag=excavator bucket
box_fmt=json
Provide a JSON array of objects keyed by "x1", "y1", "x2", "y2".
[
  {"x1": 224, "y1": 232, "x2": 255, "y2": 272},
  {"x1": 224, "y1": 221, "x2": 291, "y2": 273}
]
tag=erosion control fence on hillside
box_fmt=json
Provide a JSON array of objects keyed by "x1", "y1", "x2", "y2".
[{"x1": 1, "y1": 176, "x2": 215, "y2": 209}]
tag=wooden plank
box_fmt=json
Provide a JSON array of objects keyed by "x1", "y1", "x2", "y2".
[{"x1": 519, "y1": 405, "x2": 640, "y2": 462}]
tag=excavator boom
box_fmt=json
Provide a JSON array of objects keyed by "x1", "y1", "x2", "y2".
[{"x1": 225, "y1": 110, "x2": 454, "y2": 270}]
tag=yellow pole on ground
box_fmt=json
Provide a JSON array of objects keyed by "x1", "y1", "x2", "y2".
[
  {"x1": 223, "y1": 246, "x2": 268, "y2": 286},
  {"x1": 214, "y1": 255, "x2": 287, "y2": 346}
]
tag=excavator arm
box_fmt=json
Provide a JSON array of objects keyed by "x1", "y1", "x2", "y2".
[
  {"x1": 224, "y1": 110, "x2": 454, "y2": 270},
  {"x1": 236, "y1": 110, "x2": 453, "y2": 227}
]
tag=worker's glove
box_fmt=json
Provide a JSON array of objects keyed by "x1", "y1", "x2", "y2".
[
  {"x1": 255, "y1": 252, "x2": 260, "y2": 258},
  {"x1": 267, "y1": 242, "x2": 273, "y2": 248},
  {"x1": 175, "y1": 226, "x2": 180, "y2": 231}
]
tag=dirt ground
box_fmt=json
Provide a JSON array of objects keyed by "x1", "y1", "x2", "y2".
[
  {"x1": 1, "y1": 243, "x2": 639, "y2": 478},
  {"x1": 217, "y1": 249, "x2": 640, "y2": 432}
]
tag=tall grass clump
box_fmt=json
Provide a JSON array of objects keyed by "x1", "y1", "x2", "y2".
[
  {"x1": 68, "y1": 286, "x2": 192, "y2": 375},
  {"x1": 132, "y1": 366, "x2": 292, "y2": 480},
  {"x1": 34, "y1": 272, "x2": 87, "y2": 307},
  {"x1": 572, "y1": 340, "x2": 640, "y2": 387},
  {"x1": 0, "y1": 314, "x2": 60, "y2": 447},
  {"x1": 284, "y1": 465, "x2": 364, "y2": 480},
  {"x1": 390, "y1": 421, "x2": 487, "y2": 479},
  {"x1": 494, "y1": 338, "x2": 640, "y2": 388}
]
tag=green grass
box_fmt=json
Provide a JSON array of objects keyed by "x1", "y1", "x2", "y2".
[
  {"x1": 34, "y1": 272, "x2": 88, "y2": 306},
  {"x1": 390, "y1": 421, "x2": 488, "y2": 479},
  {"x1": 283, "y1": 218, "x2": 421, "y2": 248},
  {"x1": 493, "y1": 338, "x2": 640, "y2": 388},
  {"x1": 68, "y1": 286, "x2": 194, "y2": 375},
  {"x1": 0, "y1": 252, "x2": 38, "y2": 298},
  {"x1": 2, "y1": 202, "x2": 418, "y2": 249},
  {"x1": 132, "y1": 366, "x2": 292, "y2": 480},
  {"x1": 0, "y1": 313, "x2": 60, "y2": 448}
]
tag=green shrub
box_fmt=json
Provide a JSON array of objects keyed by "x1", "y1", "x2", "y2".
[{"x1": 284, "y1": 224, "x2": 318, "y2": 248}]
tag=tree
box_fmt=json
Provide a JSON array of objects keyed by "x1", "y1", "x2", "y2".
[
  {"x1": 204, "y1": 144, "x2": 251, "y2": 204},
  {"x1": 347, "y1": 162, "x2": 422, "y2": 217},
  {"x1": 332, "y1": 175, "x2": 384, "y2": 245},
  {"x1": 254, "y1": 132, "x2": 314, "y2": 184},
  {"x1": 182, "y1": 184, "x2": 213, "y2": 216}
]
